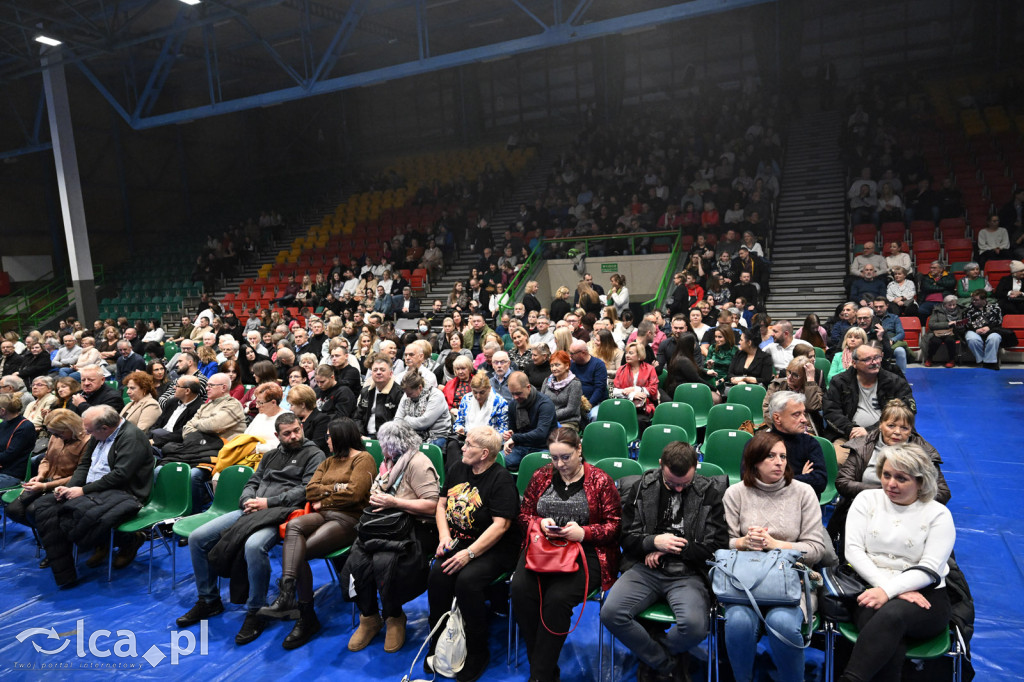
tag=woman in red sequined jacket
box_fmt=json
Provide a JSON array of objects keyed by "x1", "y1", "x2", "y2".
[{"x1": 510, "y1": 427, "x2": 621, "y2": 682}]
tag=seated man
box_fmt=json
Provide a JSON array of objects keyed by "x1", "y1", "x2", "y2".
[
  {"x1": 50, "y1": 335, "x2": 81, "y2": 375},
  {"x1": 763, "y1": 321, "x2": 812, "y2": 373},
  {"x1": 823, "y1": 341, "x2": 915, "y2": 465},
  {"x1": 313, "y1": 364, "x2": 356, "y2": 419},
  {"x1": 570, "y1": 339, "x2": 608, "y2": 421},
  {"x1": 114, "y1": 340, "x2": 147, "y2": 386},
  {"x1": 994, "y1": 260, "x2": 1024, "y2": 315},
  {"x1": 764, "y1": 391, "x2": 827, "y2": 496},
  {"x1": 870, "y1": 297, "x2": 907, "y2": 372},
  {"x1": 489, "y1": 350, "x2": 513, "y2": 401},
  {"x1": 176, "y1": 413, "x2": 324, "y2": 645},
  {"x1": 601, "y1": 442, "x2": 727, "y2": 682},
  {"x1": 354, "y1": 354, "x2": 402, "y2": 438},
  {"x1": 159, "y1": 349, "x2": 209, "y2": 407},
  {"x1": 71, "y1": 367, "x2": 124, "y2": 415},
  {"x1": 850, "y1": 265, "x2": 887, "y2": 308},
  {"x1": 393, "y1": 342, "x2": 438, "y2": 390},
  {"x1": 148, "y1": 375, "x2": 204, "y2": 447},
  {"x1": 33, "y1": 406, "x2": 154, "y2": 587},
  {"x1": 964, "y1": 289, "x2": 1004, "y2": 370},
  {"x1": 501, "y1": 371, "x2": 555, "y2": 469}
]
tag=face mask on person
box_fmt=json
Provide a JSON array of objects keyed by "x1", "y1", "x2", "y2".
[{"x1": 419, "y1": 325, "x2": 429, "y2": 333}]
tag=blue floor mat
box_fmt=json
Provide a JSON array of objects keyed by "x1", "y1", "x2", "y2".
[{"x1": 0, "y1": 366, "x2": 1020, "y2": 680}]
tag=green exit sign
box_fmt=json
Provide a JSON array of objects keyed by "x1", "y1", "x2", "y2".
[{"x1": 600, "y1": 263, "x2": 618, "y2": 273}]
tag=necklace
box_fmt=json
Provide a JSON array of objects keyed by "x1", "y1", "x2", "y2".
[{"x1": 560, "y1": 467, "x2": 584, "y2": 488}]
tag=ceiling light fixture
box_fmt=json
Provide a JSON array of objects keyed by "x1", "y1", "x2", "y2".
[
  {"x1": 178, "y1": 0, "x2": 201, "y2": 5},
  {"x1": 34, "y1": 35, "x2": 62, "y2": 46}
]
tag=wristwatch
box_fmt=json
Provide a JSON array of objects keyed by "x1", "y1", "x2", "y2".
[{"x1": 467, "y1": 549, "x2": 476, "y2": 560}]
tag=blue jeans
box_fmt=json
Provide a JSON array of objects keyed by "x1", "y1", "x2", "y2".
[
  {"x1": 188, "y1": 509, "x2": 280, "y2": 613},
  {"x1": 0, "y1": 472, "x2": 23, "y2": 489},
  {"x1": 965, "y1": 330, "x2": 1001, "y2": 363},
  {"x1": 505, "y1": 443, "x2": 533, "y2": 470},
  {"x1": 893, "y1": 346, "x2": 907, "y2": 372},
  {"x1": 723, "y1": 603, "x2": 804, "y2": 682}
]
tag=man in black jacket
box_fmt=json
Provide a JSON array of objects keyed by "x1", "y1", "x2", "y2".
[
  {"x1": 148, "y1": 376, "x2": 204, "y2": 447},
  {"x1": 33, "y1": 406, "x2": 154, "y2": 588},
  {"x1": 601, "y1": 442, "x2": 728, "y2": 682},
  {"x1": 314, "y1": 364, "x2": 356, "y2": 419},
  {"x1": 354, "y1": 354, "x2": 401, "y2": 438},
  {"x1": 114, "y1": 340, "x2": 147, "y2": 385},
  {"x1": 766, "y1": 391, "x2": 827, "y2": 496},
  {"x1": 176, "y1": 413, "x2": 324, "y2": 645},
  {"x1": 71, "y1": 367, "x2": 124, "y2": 415},
  {"x1": 823, "y1": 341, "x2": 915, "y2": 464}
]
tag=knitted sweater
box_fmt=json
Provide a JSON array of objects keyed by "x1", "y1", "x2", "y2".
[
  {"x1": 723, "y1": 477, "x2": 828, "y2": 565},
  {"x1": 541, "y1": 376, "x2": 582, "y2": 424},
  {"x1": 845, "y1": 489, "x2": 955, "y2": 598}
]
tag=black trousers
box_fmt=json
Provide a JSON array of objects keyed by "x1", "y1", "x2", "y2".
[
  {"x1": 510, "y1": 548, "x2": 600, "y2": 682},
  {"x1": 5, "y1": 488, "x2": 46, "y2": 527},
  {"x1": 427, "y1": 546, "x2": 515, "y2": 654},
  {"x1": 841, "y1": 586, "x2": 951, "y2": 682},
  {"x1": 282, "y1": 510, "x2": 359, "y2": 602}
]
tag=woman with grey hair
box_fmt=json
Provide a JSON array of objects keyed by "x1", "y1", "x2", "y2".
[
  {"x1": 342, "y1": 419, "x2": 440, "y2": 655},
  {"x1": 24, "y1": 376, "x2": 58, "y2": 431},
  {"x1": 923, "y1": 295, "x2": 965, "y2": 367},
  {"x1": 840, "y1": 442, "x2": 956, "y2": 682},
  {"x1": 955, "y1": 261, "x2": 991, "y2": 305}
]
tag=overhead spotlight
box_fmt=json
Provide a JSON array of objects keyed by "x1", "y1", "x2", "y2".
[
  {"x1": 34, "y1": 35, "x2": 62, "y2": 46},
  {"x1": 178, "y1": 0, "x2": 201, "y2": 5}
]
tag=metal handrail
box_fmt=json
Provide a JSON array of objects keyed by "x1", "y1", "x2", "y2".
[{"x1": 642, "y1": 233, "x2": 684, "y2": 311}]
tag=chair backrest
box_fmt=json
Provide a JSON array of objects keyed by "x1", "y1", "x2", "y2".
[
  {"x1": 813, "y1": 435, "x2": 839, "y2": 505},
  {"x1": 582, "y1": 420, "x2": 629, "y2": 463},
  {"x1": 637, "y1": 424, "x2": 689, "y2": 470},
  {"x1": 726, "y1": 384, "x2": 767, "y2": 424},
  {"x1": 210, "y1": 465, "x2": 254, "y2": 515},
  {"x1": 813, "y1": 346, "x2": 826, "y2": 358},
  {"x1": 516, "y1": 452, "x2": 551, "y2": 496},
  {"x1": 651, "y1": 402, "x2": 697, "y2": 444},
  {"x1": 595, "y1": 457, "x2": 643, "y2": 481},
  {"x1": 595, "y1": 399, "x2": 640, "y2": 442},
  {"x1": 696, "y1": 461, "x2": 726, "y2": 478},
  {"x1": 702, "y1": 429, "x2": 752, "y2": 485},
  {"x1": 705, "y1": 403, "x2": 752, "y2": 437},
  {"x1": 149, "y1": 463, "x2": 192, "y2": 517},
  {"x1": 363, "y1": 438, "x2": 384, "y2": 468},
  {"x1": 419, "y1": 443, "x2": 445, "y2": 487},
  {"x1": 672, "y1": 383, "x2": 714, "y2": 426}
]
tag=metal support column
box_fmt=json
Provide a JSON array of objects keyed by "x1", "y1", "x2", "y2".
[{"x1": 41, "y1": 46, "x2": 99, "y2": 324}]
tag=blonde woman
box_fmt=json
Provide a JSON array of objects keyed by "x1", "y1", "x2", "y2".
[
  {"x1": 828, "y1": 327, "x2": 868, "y2": 383},
  {"x1": 550, "y1": 285, "x2": 571, "y2": 323},
  {"x1": 553, "y1": 326, "x2": 574, "y2": 354},
  {"x1": 522, "y1": 280, "x2": 542, "y2": 315}
]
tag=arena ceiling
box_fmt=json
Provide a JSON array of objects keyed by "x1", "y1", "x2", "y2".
[{"x1": 0, "y1": 0, "x2": 774, "y2": 132}]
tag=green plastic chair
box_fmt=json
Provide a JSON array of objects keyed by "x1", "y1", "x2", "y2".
[
  {"x1": 813, "y1": 346, "x2": 826, "y2": 358},
  {"x1": 516, "y1": 452, "x2": 551, "y2": 496},
  {"x1": 362, "y1": 438, "x2": 384, "y2": 468},
  {"x1": 637, "y1": 424, "x2": 689, "y2": 471},
  {"x1": 652, "y1": 402, "x2": 697, "y2": 444},
  {"x1": 420, "y1": 443, "x2": 445, "y2": 487},
  {"x1": 163, "y1": 342, "x2": 180, "y2": 360},
  {"x1": 111, "y1": 462, "x2": 193, "y2": 591},
  {"x1": 830, "y1": 621, "x2": 962, "y2": 681},
  {"x1": 673, "y1": 383, "x2": 714, "y2": 429},
  {"x1": 595, "y1": 457, "x2": 643, "y2": 481},
  {"x1": 495, "y1": 452, "x2": 506, "y2": 468},
  {"x1": 705, "y1": 403, "x2": 752, "y2": 439},
  {"x1": 582, "y1": 420, "x2": 629, "y2": 464},
  {"x1": 696, "y1": 461, "x2": 726, "y2": 478},
  {"x1": 658, "y1": 369, "x2": 668, "y2": 392},
  {"x1": 813, "y1": 435, "x2": 839, "y2": 506},
  {"x1": 702, "y1": 429, "x2": 752, "y2": 485},
  {"x1": 595, "y1": 399, "x2": 640, "y2": 443},
  {"x1": 727, "y1": 384, "x2": 767, "y2": 426},
  {"x1": 814, "y1": 357, "x2": 832, "y2": 387},
  {"x1": 172, "y1": 465, "x2": 254, "y2": 539}
]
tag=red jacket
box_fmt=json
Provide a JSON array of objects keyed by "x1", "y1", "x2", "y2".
[
  {"x1": 519, "y1": 462, "x2": 621, "y2": 590},
  {"x1": 613, "y1": 362, "x2": 660, "y2": 415},
  {"x1": 442, "y1": 377, "x2": 471, "y2": 409}
]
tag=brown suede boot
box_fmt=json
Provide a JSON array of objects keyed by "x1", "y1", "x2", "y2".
[
  {"x1": 347, "y1": 613, "x2": 383, "y2": 652},
  {"x1": 383, "y1": 613, "x2": 407, "y2": 653}
]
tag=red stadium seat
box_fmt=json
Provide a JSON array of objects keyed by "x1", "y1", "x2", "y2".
[
  {"x1": 913, "y1": 239, "x2": 942, "y2": 263},
  {"x1": 1002, "y1": 315, "x2": 1024, "y2": 352},
  {"x1": 852, "y1": 224, "x2": 876, "y2": 244},
  {"x1": 944, "y1": 238, "x2": 974, "y2": 263},
  {"x1": 880, "y1": 223, "x2": 905, "y2": 243},
  {"x1": 900, "y1": 317, "x2": 922, "y2": 352},
  {"x1": 985, "y1": 260, "x2": 1011, "y2": 284}
]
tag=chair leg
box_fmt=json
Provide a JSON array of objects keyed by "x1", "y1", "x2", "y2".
[
  {"x1": 2, "y1": 506, "x2": 6, "y2": 550},
  {"x1": 824, "y1": 621, "x2": 834, "y2": 682},
  {"x1": 597, "y1": 594, "x2": 604, "y2": 682},
  {"x1": 107, "y1": 529, "x2": 115, "y2": 582}
]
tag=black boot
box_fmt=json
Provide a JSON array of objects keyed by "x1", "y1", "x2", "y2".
[
  {"x1": 283, "y1": 602, "x2": 321, "y2": 650},
  {"x1": 258, "y1": 577, "x2": 299, "y2": 620}
]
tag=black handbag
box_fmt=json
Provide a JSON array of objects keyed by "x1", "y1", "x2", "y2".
[
  {"x1": 357, "y1": 507, "x2": 413, "y2": 541},
  {"x1": 820, "y1": 564, "x2": 869, "y2": 622}
]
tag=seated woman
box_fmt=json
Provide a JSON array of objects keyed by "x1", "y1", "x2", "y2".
[
  {"x1": 5, "y1": 409, "x2": 89, "y2": 547},
  {"x1": 260, "y1": 418, "x2": 375, "y2": 649},
  {"x1": 448, "y1": 372, "x2": 509, "y2": 467},
  {"x1": 589, "y1": 329, "x2": 623, "y2": 376},
  {"x1": 923, "y1": 295, "x2": 965, "y2": 368},
  {"x1": 886, "y1": 266, "x2": 917, "y2": 317},
  {"x1": 52, "y1": 377, "x2": 80, "y2": 411},
  {"x1": 722, "y1": 431, "x2": 829, "y2": 682},
  {"x1": 840, "y1": 443, "x2": 956, "y2": 682},
  {"x1": 828, "y1": 327, "x2": 868, "y2": 384},
  {"x1": 794, "y1": 313, "x2": 828, "y2": 349},
  {"x1": 343, "y1": 421, "x2": 440, "y2": 654},
  {"x1": 612, "y1": 341, "x2": 660, "y2": 426},
  {"x1": 829, "y1": 398, "x2": 949, "y2": 542},
  {"x1": 765, "y1": 357, "x2": 825, "y2": 435},
  {"x1": 0, "y1": 394, "x2": 37, "y2": 490},
  {"x1": 246, "y1": 382, "x2": 288, "y2": 457},
  {"x1": 541, "y1": 350, "x2": 582, "y2": 431},
  {"x1": 955, "y1": 261, "x2": 991, "y2": 305},
  {"x1": 726, "y1": 327, "x2": 773, "y2": 391},
  {"x1": 662, "y1": 335, "x2": 704, "y2": 403},
  {"x1": 24, "y1": 376, "x2": 58, "y2": 432},
  {"x1": 286, "y1": 385, "x2": 330, "y2": 455},
  {"x1": 705, "y1": 325, "x2": 738, "y2": 402},
  {"x1": 511, "y1": 427, "x2": 621, "y2": 682},
  {"x1": 426, "y1": 425, "x2": 519, "y2": 681},
  {"x1": 507, "y1": 327, "x2": 533, "y2": 370},
  {"x1": 884, "y1": 241, "x2": 912, "y2": 277},
  {"x1": 148, "y1": 360, "x2": 171, "y2": 397},
  {"x1": 120, "y1": 370, "x2": 161, "y2": 432},
  {"x1": 442, "y1": 355, "x2": 474, "y2": 412}
]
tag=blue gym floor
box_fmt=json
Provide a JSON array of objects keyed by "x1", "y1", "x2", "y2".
[{"x1": 1, "y1": 367, "x2": 1021, "y2": 681}]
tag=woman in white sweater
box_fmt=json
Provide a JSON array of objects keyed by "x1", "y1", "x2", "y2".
[
  {"x1": 839, "y1": 443, "x2": 955, "y2": 682},
  {"x1": 245, "y1": 382, "x2": 288, "y2": 455},
  {"x1": 722, "y1": 431, "x2": 828, "y2": 682}
]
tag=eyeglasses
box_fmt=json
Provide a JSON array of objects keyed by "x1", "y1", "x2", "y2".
[{"x1": 857, "y1": 356, "x2": 883, "y2": 365}]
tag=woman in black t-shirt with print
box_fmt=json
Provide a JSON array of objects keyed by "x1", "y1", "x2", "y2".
[{"x1": 426, "y1": 424, "x2": 519, "y2": 682}]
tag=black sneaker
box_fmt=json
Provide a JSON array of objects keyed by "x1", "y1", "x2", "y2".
[
  {"x1": 176, "y1": 599, "x2": 225, "y2": 628},
  {"x1": 235, "y1": 612, "x2": 266, "y2": 645}
]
